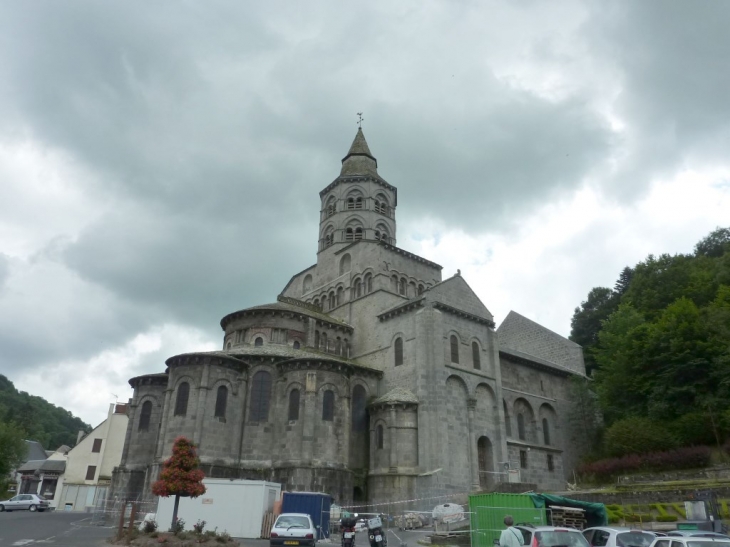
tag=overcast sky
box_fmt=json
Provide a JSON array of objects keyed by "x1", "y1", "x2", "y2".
[{"x1": 1, "y1": 1, "x2": 729, "y2": 429}]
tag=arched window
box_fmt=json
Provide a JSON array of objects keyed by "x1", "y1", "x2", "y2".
[
  {"x1": 504, "y1": 400, "x2": 512, "y2": 437},
  {"x1": 542, "y1": 418, "x2": 551, "y2": 445},
  {"x1": 303, "y1": 274, "x2": 312, "y2": 293},
  {"x1": 347, "y1": 198, "x2": 355, "y2": 210},
  {"x1": 354, "y1": 279, "x2": 362, "y2": 298},
  {"x1": 376, "y1": 424, "x2": 384, "y2": 449},
  {"x1": 314, "y1": 330, "x2": 320, "y2": 348},
  {"x1": 313, "y1": 298, "x2": 320, "y2": 308},
  {"x1": 326, "y1": 196, "x2": 336, "y2": 217},
  {"x1": 355, "y1": 227, "x2": 363, "y2": 240},
  {"x1": 364, "y1": 273, "x2": 372, "y2": 293},
  {"x1": 472, "y1": 342, "x2": 481, "y2": 370},
  {"x1": 336, "y1": 286, "x2": 344, "y2": 305},
  {"x1": 329, "y1": 292, "x2": 335, "y2": 309},
  {"x1": 418, "y1": 284, "x2": 425, "y2": 295},
  {"x1": 174, "y1": 382, "x2": 189, "y2": 417},
  {"x1": 344, "y1": 339, "x2": 350, "y2": 357},
  {"x1": 391, "y1": 275, "x2": 399, "y2": 292},
  {"x1": 477, "y1": 436, "x2": 493, "y2": 489},
  {"x1": 322, "y1": 390, "x2": 334, "y2": 421},
  {"x1": 138, "y1": 401, "x2": 152, "y2": 431},
  {"x1": 321, "y1": 332, "x2": 328, "y2": 351},
  {"x1": 254, "y1": 337, "x2": 263, "y2": 347},
  {"x1": 375, "y1": 194, "x2": 389, "y2": 215},
  {"x1": 226, "y1": 342, "x2": 232, "y2": 350},
  {"x1": 322, "y1": 225, "x2": 334, "y2": 248},
  {"x1": 352, "y1": 385, "x2": 367, "y2": 432},
  {"x1": 517, "y1": 413, "x2": 526, "y2": 441},
  {"x1": 450, "y1": 335, "x2": 459, "y2": 363},
  {"x1": 215, "y1": 385, "x2": 228, "y2": 418},
  {"x1": 249, "y1": 371, "x2": 272, "y2": 422},
  {"x1": 293, "y1": 341, "x2": 301, "y2": 349},
  {"x1": 399, "y1": 278, "x2": 407, "y2": 296},
  {"x1": 345, "y1": 227, "x2": 353, "y2": 241},
  {"x1": 335, "y1": 337, "x2": 342, "y2": 355},
  {"x1": 394, "y1": 337, "x2": 403, "y2": 366},
  {"x1": 288, "y1": 389, "x2": 300, "y2": 421}
]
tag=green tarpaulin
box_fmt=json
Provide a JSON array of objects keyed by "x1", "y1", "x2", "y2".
[{"x1": 529, "y1": 493, "x2": 608, "y2": 527}]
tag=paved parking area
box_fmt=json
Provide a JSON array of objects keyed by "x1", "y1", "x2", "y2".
[{"x1": 0, "y1": 510, "x2": 114, "y2": 546}]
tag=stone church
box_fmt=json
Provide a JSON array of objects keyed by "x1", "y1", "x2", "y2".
[{"x1": 111, "y1": 129, "x2": 588, "y2": 507}]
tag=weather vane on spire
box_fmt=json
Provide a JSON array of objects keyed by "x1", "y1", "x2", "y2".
[{"x1": 356, "y1": 112, "x2": 364, "y2": 128}]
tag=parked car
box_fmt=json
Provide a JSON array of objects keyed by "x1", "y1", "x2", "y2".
[
  {"x1": 0, "y1": 494, "x2": 51, "y2": 512},
  {"x1": 270, "y1": 513, "x2": 317, "y2": 547},
  {"x1": 665, "y1": 533, "x2": 730, "y2": 539},
  {"x1": 513, "y1": 526, "x2": 589, "y2": 547},
  {"x1": 649, "y1": 536, "x2": 730, "y2": 547},
  {"x1": 583, "y1": 527, "x2": 658, "y2": 547}
]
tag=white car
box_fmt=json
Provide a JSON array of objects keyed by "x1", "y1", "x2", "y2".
[
  {"x1": 270, "y1": 513, "x2": 317, "y2": 547},
  {"x1": 649, "y1": 536, "x2": 730, "y2": 547},
  {"x1": 0, "y1": 494, "x2": 51, "y2": 512},
  {"x1": 583, "y1": 526, "x2": 658, "y2": 547}
]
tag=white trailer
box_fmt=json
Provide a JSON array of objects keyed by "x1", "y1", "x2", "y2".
[{"x1": 156, "y1": 479, "x2": 281, "y2": 538}]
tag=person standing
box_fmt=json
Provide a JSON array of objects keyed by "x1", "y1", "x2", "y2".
[{"x1": 499, "y1": 516, "x2": 524, "y2": 547}]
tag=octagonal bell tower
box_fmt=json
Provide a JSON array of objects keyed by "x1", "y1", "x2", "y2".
[{"x1": 318, "y1": 128, "x2": 398, "y2": 252}]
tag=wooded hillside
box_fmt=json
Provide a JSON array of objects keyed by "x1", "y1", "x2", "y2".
[
  {"x1": 571, "y1": 227, "x2": 730, "y2": 457},
  {"x1": 0, "y1": 374, "x2": 91, "y2": 451}
]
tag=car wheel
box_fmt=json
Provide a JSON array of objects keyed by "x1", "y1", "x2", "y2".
[
  {"x1": 29, "y1": 505, "x2": 37, "y2": 512},
  {"x1": 0, "y1": 505, "x2": 4, "y2": 512}
]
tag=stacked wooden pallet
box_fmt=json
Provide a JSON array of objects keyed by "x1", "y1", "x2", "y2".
[
  {"x1": 261, "y1": 512, "x2": 276, "y2": 538},
  {"x1": 549, "y1": 506, "x2": 587, "y2": 530}
]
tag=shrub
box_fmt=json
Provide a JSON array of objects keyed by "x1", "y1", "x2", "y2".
[
  {"x1": 577, "y1": 446, "x2": 712, "y2": 479},
  {"x1": 603, "y1": 417, "x2": 676, "y2": 457},
  {"x1": 670, "y1": 504, "x2": 687, "y2": 518},
  {"x1": 671, "y1": 412, "x2": 719, "y2": 446},
  {"x1": 625, "y1": 513, "x2": 653, "y2": 522},
  {"x1": 657, "y1": 515, "x2": 678, "y2": 522},
  {"x1": 606, "y1": 504, "x2": 622, "y2": 511},
  {"x1": 143, "y1": 519, "x2": 159, "y2": 533},
  {"x1": 170, "y1": 518, "x2": 185, "y2": 535},
  {"x1": 608, "y1": 516, "x2": 620, "y2": 524},
  {"x1": 193, "y1": 520, "x2": 206, "y2": 534}
]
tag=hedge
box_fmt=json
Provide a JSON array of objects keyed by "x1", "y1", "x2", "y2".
[
  {"x1": 657, "y1": 516, "x2": 678, "y2": 522},
  {"x1": 625, "y1": 513, "x2": 654, "y2": 522},
  {"x1": 577, "y1": 445, "x2": 712, "y2": 479}
]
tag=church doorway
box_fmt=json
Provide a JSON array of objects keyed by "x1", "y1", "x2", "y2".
[
  {"x1": 353, "y1": 486, "x2": 364, "y2": 503},
  {"x1": 477, "y1": 436, "x2": 494, "y2": 490}
]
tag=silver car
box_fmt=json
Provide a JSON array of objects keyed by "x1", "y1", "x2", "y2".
[
  {"x1": 583, "y1": 527, "x2": 659, "y2": 547},
  {"x1": 518, "y1": 526, "x2": 590, "y2": 547},
  {"x1": 0, "y1": 493, "x2": 51, "y2": 512},
  {"x1": 650, "y1": 536, "x2": 730, "y2": 547}
]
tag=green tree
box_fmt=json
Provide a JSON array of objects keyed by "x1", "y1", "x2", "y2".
[
  {"x1": 567, "y1": 376, "x2": 602, "y2": 455},
  {"x1": 152, "y1": 437, "x2": 206, "y2": 531},
  {"x1": 603, "y1": 416, "x2": 676, "y2": 457},
  {"x1": 695, "y1": 227, "x2": 730, "y2": 258},
  {"x1": 613, "y1": 266, "x2": 634, "y2": 296},
  {"x1": 570, "y1": 287, "x2": 618, "y2": 374},
  {"x1": 0, "y1": 422, "x2": 27, "y2": 492}
]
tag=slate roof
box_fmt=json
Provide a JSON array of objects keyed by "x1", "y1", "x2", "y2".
[
  {"x1": 17, "y1": 459, "x2": 66, "y2": 474},
  {"x1": 371, "y1": 387, "x2": 419, "y2": 406},
  {"x1": 497, "y1": 311, "x2": 585, "y2": 375},
  {"x1": 220, "y1": 300, "x2": 352, "y2": 331},
  {"x1": 24, "y1": 440, "x2": 47, "y2": 461}
]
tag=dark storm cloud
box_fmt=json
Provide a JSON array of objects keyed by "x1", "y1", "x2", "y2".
[{"x1": 582, "y1": 1, "x2": 730, "y2": 197}]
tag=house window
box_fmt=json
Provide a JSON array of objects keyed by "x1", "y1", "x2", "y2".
[
  {"x1": 394, "y1": 337, "x2": 403, "y2": 366},
  {"x1": 138, "y1": 401, "x2": 152, "y2": 431},
  {"x1": 322, "y1": 390, "x2": 334, "y2": 421},
  {"x1": 543, "y1": 418, "x2": 551, "y2": 446},
  {"x1": 520, "y1": 450, "x2": 528, "y2": 469},
  {"x1": 215, "y1": 386, "x2": 228, "y2": 418},
  {"x1": 450, "y1": 335, "x2": 459, "y2": 364},
  {"x1": 376, "y1": 425, "x2": 384, "y2": 449},
  {"x1": 472, "y1": 342, "x2": 481, "y2": 370},
  {"x1": 91, "y1": 439, "x2": 102, "y2": 453},
  {"x1": 351, "y1": 385, "x2": 367, "y2": 432},
  {"x1": 288, "y1": 389, "x2": 300, "y2": 421},
  {"x1": 85, "y1": 465, "x2": 97, "y2": 481},
  {"x1": 547, "y1": 454, "x2": 555, "y2": 472},
  {"x1": 517, "y1": 413, "x2": 526, "y2": 440},
  {"x1": 174, "y1": 382, "x2": 190, "y2": 417},
  {"x1": 255, "y1": 337, "x2": 263, "y2": 347},
  {"x1": 249, "y1": 371, "x2": 272, "y2": 422}
]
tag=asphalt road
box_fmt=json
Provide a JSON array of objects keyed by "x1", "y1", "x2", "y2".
[
  {"x1": 0, "y1": 510, "x2": 434, "y2": 547},
  {"x1": 0, "y1": 510, "x2": 115, "y2": 546}
]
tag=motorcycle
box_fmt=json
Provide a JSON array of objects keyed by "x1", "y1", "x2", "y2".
[
  {"x1": 341, "y1": 517, "x2": 357, "y2": 547},
  {"x1": 367, "y1": 516, "x2": 387, "y2": 547}
]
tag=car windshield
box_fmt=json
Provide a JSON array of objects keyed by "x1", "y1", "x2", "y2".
[
  {"x1": 687, "y1": 543, "x2": 730, "y2": 547},
  {"x1": 536, "y1": 531, "x2": 590, "y2": 547},
  {"x1": 617, "y1": 532, "x2": 655, "y2": 547},
  {"x1": 276, "y1": 516, "x2": 310, "y2": 529}
]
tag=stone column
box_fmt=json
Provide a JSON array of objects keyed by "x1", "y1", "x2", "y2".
[
  {"x1": 155, "y1": 388, "x2": 173, "y2": 459},
  {"x1": 342, "y1": 383, "x2": 352, "y2": 467},
  {"x1": 467, "y1": 398, "x2": 480, "y2": 490},
  {"x1": 193, "y1": 364, "x2": 210, "y2": 446},
  {"x1": 301, "y1": 371, "x2": 318, "y2": 463},
  {"x1": 389, "y1": 405, "x2": 398, "y2": 473},
  {"x1": 232, "y1": 372, "x2": 248, "y2": 464}
]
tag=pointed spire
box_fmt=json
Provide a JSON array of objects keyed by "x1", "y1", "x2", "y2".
[{"x1": 341, "y1": 128, "x2": 378, "y2": 176}]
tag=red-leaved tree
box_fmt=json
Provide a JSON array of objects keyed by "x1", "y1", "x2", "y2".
[{"x1": 152, "y1": 436, "x2": 206, "y2": 529}]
